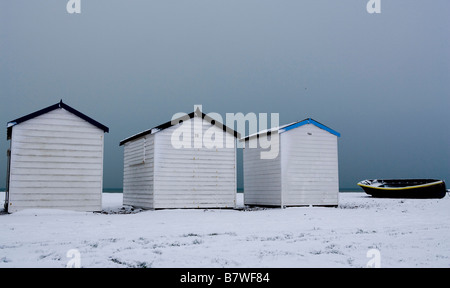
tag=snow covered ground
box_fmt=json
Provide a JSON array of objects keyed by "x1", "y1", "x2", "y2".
[{"x1": 1, "y1": 192, "x2": 449, "y2": 268}]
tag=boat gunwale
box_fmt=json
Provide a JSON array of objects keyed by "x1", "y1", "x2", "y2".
[{"x1": 357, "y1": 180, "x2": 444, "y2": 191}]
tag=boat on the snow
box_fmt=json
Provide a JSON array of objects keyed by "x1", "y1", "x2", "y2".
[{"x1": 357, "y1": 179, "x2": 447, "y2": 199}]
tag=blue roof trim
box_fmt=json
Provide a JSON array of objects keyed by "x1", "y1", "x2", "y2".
[{"x1": 280, "y1": 118, "x2": 341, "y2": 137}]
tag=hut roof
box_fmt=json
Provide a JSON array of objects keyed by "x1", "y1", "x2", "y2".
[
  {"x1": 119, "y1": 107, "x2": 240, "y2": 146},
  {"x1": 241, "y1": 118, "x2": 340, "y2": 141},
  {"x1": 7, "y1": 100, "x2": 109, "y2": 139}
]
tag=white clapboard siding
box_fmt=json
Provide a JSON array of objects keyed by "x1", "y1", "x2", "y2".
[
  {"x1": 243, "y1": 135, "x2": 282, "y2": 206},
  {"x1": 8, "y1": 108, "x2": 105, "y2": 212},
  {"x1": 122, "y1": 115, "x2": 237, "y2": 209},
  {"x1": 153, "y1": 117, "x2": 236, "y2": 209},
  {"x1": 243, "y1": 120, "x2": 339, "y2": 207},
  {"x1": 123, "y1": 135, "x2": 154, "y2": 209},
  {"x1": 280, "y1": 124, "x2": 339, "y2": 206}
]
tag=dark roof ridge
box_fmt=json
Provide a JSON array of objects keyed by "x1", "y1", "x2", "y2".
[
  {"x1": 7, "y1": 100, "x2": 109, "y2": 139},
  {"x1": 119, "y1": 107, "x2": 240, "y2": 146}
]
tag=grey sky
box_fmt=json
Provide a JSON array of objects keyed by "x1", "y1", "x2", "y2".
[{"x1": 1, "y1": 0, "x2": 449, "y2": 190}]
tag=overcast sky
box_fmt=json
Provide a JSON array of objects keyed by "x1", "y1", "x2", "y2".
[{"x1": 1, "y1": 0, "x2": 449, "y2": 190}]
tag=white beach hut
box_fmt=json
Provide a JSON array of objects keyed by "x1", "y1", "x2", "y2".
[
  {"x1": 5, "y1": 100, "x2": 109, "y2": 213},
  {"x1": 119, "y1": 107, "x2": 239, "y2": 209},
  {"x1": 242, "y1": 118, "x2": 340, "y2": 207}
]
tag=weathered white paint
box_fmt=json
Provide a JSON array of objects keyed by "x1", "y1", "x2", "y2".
[
  {"x1": 243, "y1": 133, "x2": 282, "y2": 206},
  {"x1": 122, "y1": 115, "x2": 237, "y2": 209},
  {"x1": 123, "y1": 135, "x2": 154, "y2": 209},
  {"x1": 7, "y1": 108, "x2": 105, "y2": 212},
  {"x1": 244, "y1": 123, "x2": 339, "y2": 207}
]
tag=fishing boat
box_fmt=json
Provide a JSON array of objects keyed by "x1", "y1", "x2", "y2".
[{"x1": 357, "y1": 179, "x2": 447, "y2": 199}]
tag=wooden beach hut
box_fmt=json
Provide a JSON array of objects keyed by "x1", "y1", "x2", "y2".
[
  {"x1": 5, "y1": 100, "x2": 109, "y2": 212},
  {"x1": 242, "y1": 118, "x2": 340, "y2": 207},
  {"x1": 119, "y1": 106, "x2": 239, "y2": 209}
]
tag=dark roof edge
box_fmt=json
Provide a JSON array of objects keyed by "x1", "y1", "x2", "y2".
[
  {"x1": 60, "y1": 102, "x2": 109, "y2": 133},
  {"x1": 7, "y1": 100, "x2": 109, "y2": 139},
  {"x1": 119, "y1": 109, "x2": 240, "y2": 146}
]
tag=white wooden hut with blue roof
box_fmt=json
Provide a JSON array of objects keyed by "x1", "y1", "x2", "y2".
[
  {"x1": 5, "y1": 100, "x2": 109, "y2": 213},
  {"x1": 242, "y1": 118, "x2": 340, "y2": 207}
]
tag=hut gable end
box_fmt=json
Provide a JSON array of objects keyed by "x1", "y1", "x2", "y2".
[
  {"x1": 243, "y1": 118, "x2": 340, "y2": 207},
  {"x1": 7, "y1": 100, "x2": 109, "y2": 140},
  {"x1": 5, "y1": 101, "x2": 108, "y2": 212},
  {"x1": 121, "y1": 111, "x2": 238, "y2": 209}
]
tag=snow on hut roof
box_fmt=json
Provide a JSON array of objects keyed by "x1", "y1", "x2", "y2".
[{"x1": 7, "y1": 100, "x2": 109, "y2": 140}]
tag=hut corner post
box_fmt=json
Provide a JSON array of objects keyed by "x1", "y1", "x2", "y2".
[{"x1": 4, "y1": 144, "x2": 11, "y2": 212}]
